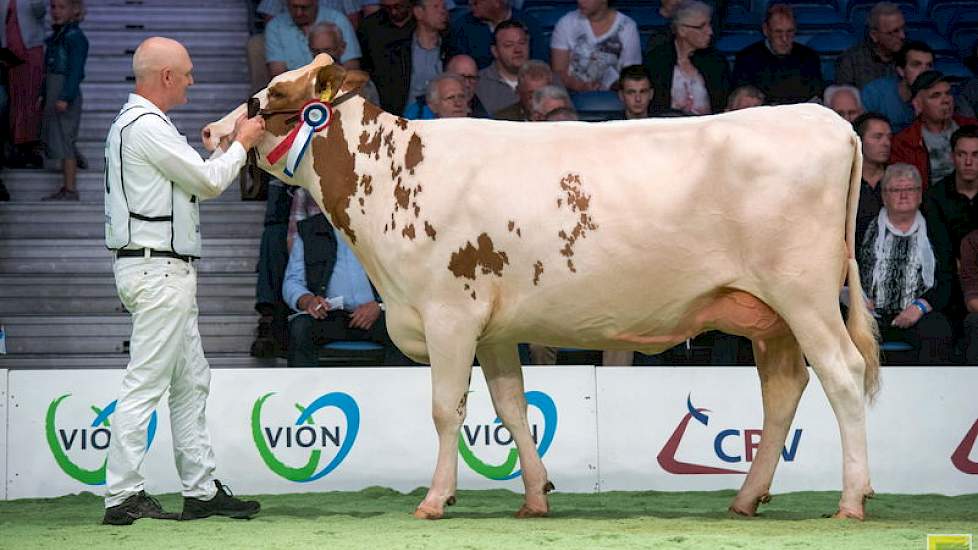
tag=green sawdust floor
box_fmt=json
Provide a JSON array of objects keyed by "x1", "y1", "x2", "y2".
[{"x1": 0, "y1": 489, "x2": 975, "y2": 549}]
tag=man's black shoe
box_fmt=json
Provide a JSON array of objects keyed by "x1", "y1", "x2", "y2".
[
  {"x1": 181, "y1": 480, "x2": 260, "y2": 520},
  {"x1": 102, "y1": 491, "x2": 180, "y2": 526}
]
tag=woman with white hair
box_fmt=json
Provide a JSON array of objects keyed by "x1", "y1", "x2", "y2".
[{"x1": 857, "y1": 163, "x2": 954, "y2": 363}]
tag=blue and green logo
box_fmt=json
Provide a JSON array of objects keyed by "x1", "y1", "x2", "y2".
[
  {"x1": 45, "y1": 393, "x2": 158, "y2": 485},
  {"x1": 458, "y1": 391, "x2": 557, "y2": 480},
  {"x1": 251, "y1": 391, "x2": 359, "y2": 482}
]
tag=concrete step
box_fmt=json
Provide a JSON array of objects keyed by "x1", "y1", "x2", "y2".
[
  {"x1": 84, "y1": 55, "x2": 249, "y2": 84},
  {"x1": 0, "y1": 202, "x2": 265, "y2": 238},
  {"x1": 85, "y1": 30, "x2": 250, "y2": 57},
  {"x1": 82, "y1": 7, "x2": 248, "y2": 31},
  {"x1": 80, "y1": 82, "x2": 249, "y2": 112},
  {"x1": 0, "y1": 170, "x2": 248, "y2": 203},
  {"x1": 71, "y1": 139, "x2": 214, "y2": 171},
  {"x1": 0, "y1": 273, "x2": 258, "y2": 315},
  {"x1": 0, "y1": 353, "x2": 285, "y2": 370},
  {"x1": 3, "y1": 314, "x2": 259, "y2": 354}
]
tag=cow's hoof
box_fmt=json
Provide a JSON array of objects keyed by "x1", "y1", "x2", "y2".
[
  {"x1": 830, "y1": 507, "x2": 865, "y2": 520},
  {"x1": 446, "y1": 496, "x2": 456, "y2": 506},
  {"x1": 413, "y1": 503, "x2": 444, "y2": 520},
  {"x1": 543, "y1": 481, "x2": 555, "y2": 494},
  {"x1": 515, "y1": 503, "x2": 549, "y2": 519},
  {"x1": 729, "y1": 493, "x2": 770, "y2": 517}
]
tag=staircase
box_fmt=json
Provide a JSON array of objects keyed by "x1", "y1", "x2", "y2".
[{"x1": 0, "y1": 0, "x2": 283, "y2": 368}]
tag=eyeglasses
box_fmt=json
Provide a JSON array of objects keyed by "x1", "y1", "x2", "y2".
[
  {"x1": 682, "y1": 22, "x2": 711, "y2": 31},
  {"x1": 883, "y1": 186, "x2": 921, "y2": 194},
  {"x1": 457, "y1": 74, "x2": 479, "y2": 82}
]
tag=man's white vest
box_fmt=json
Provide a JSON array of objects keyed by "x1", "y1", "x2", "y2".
[{"x1": 104, "y1": 104, "x2": 202, "y2": 257}]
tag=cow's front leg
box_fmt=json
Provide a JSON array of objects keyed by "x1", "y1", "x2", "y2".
[
  {"x1": 477, "y1": 343, "x2": 553, "y2": 518},
  {"x1": 414, "y1": 313, "x2": 480, "y2": 520}
]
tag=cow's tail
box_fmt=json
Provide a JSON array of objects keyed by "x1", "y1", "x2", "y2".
[{"x1": 843, "y1": 130, "x2": 881, "y2": 403}]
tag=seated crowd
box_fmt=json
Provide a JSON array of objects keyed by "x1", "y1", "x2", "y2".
[{"x1": 245, "y1": 0, "x2": 978, "y2": 366}]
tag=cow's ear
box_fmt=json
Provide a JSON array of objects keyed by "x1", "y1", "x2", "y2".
[
  {"x1": 339, "y1": 70, "x2": 370, "y2": 95},
  {"x1": 315, "y1": 64, "x2": 346, "y2": 103}
]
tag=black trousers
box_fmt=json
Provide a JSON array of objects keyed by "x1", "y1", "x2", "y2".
[
  {"x1": 287, "y1": 310, "x2": 411, "y2": 367},
  {"x1": 877, "y1": 311, "x2": 954, "y2": 364}
]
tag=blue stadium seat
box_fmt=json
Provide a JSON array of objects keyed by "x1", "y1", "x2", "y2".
[
  {"x1": 952, "y1": 28, "x2": 978, "y2": 59},
  {"x1": 323, "y1": 341, "x2": 384, "y2": 352},
  {"x1": 935, "y1": 56, "x2": 973, "y2": 80},
  {"x1": 571, "y1": 91, "x2": 623, "y2": 122},
  {"x1": 793, "y1": 5, "x2": 849, "y2": 30},
  {"x1": 906, "y1": 26, "x2": 957, "y2": 55},
  {"x1": 619, "y1": 5, "x2": 667, "y2": 30},
  {"x1": 929, "y1": 0, "x2": 977, "y2": 34},
  {"x1": 949, "y1": 10, "x2": 978, "y2": 55},
  {"x1": 801, "y1": 30, "x2": 858, "y2": 54},
  {"x1": 722, "y1": 5, "x2": 761, "y2": 30},
  {"x1": 714, "y1": 31, "x2": 762, "y2": 55},
  {"x1": 821, "y1": 55, "x2": 836, "y2": 82},
  {"x1": 848, "y1": 0, "x2": 925, "y2": 33},
  {"x1": 525, "y1": 5, "x2": 567, "y2": 30},
  {"x1": 319, "y1": 340, "x2": 385, "y2": 366},
  {"x1": 881, "y1": 341, "x2": 913, "y2": 352}
]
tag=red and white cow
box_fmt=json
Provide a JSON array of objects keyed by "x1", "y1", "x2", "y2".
[{"x1": 205, "y1": 56, "x2": 880, "y2": 520}]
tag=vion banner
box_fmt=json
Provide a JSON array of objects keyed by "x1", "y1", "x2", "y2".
[
  {"x1": 1, "y1": 369, "x2": 7, "y2": 500},
  {"x1": 596, "y1": 367, "x2": 978, "y2": 495}
]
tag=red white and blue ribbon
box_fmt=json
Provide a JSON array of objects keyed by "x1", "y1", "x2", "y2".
[{"x1": 266, "y1": 100, "x2": 333, "y2": 177}]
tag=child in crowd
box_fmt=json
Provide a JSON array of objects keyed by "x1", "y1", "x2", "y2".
[{"x1": 41, "y1": 0, "x2": 88, "y2": 201}]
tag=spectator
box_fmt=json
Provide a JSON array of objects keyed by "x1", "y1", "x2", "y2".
[
  {"x1": 395, "y1": 0, "x2": 450, "y2": 115},
  {"x1": 892, "y1": 71, "x2": 978, "y2": 190},
  {"x1": 725, "y1": 84, "x2": 765, "y2": 111},
  {"x1": 427, "y1": 73, "x2": 470, "y2": 118},
  {"x1": 922, "y1": 126, "x2": 978, "y2": 263},
  {"x1": 544, "y1": 106, "x2": 578, "y2": 121},
  {"x1": 645, "y1": 0, "x2": 730, "y2": 116},
  {"x1": 40, "y1": 0, "x2": 88, "y2": 201},
  {"x1": 3, "y1": 0, "x2": 46, "y2": 168},
  {"x1": 731, "y1": 4, "x2": 823, "y2": 105},
  {"x1": 266, "y1": 0, "x2": 361, "y2": 80},
  {"x1": 0, "y1": 64, "x2": 7, "y2": 200},
  {"x1": 956, "y1": 40, "x2": 978, "y2": 119},
  {"x1": 861, "y1": 41, "x2": 933, "y2": 133},
  {"x1": 494, "y1": 60, "x2": 553, "y2": 121},
  {"x1": 308, "y1": 22, "x2": 381, "y2": 104},
  {"x1": 448, "y1": 0, "x2": 546, "y2": 69},
  {"x1": 835, "y1": 1, "x2": 904, "y2": 88},
  {"x1": 959, "y1": 229, "x2": 978, "y2": 362},
  {"x1": 853, "y1": 112, "x2": 892, "y2": 245},
  {"x1": 283, "y1": 213, "x2": 406, "y2": 367},
  {"x1": 258, "y1": 0, "x2": 361, "y2": 28},
  {"x1": 530, "y1": 84, "x2": 572, "y2": 121},
  {"x1": 446, "y1": 54, "x2": 489, "y2": 118},
  {"x1": 824, "y1": 84, "x2": 864, "y2": 122},
  {"x1": 550, "y1": 0, "x2": 641, "y2": 92},
  {"x1": 644, "y1": 0, "x2": 683, "y2": 54},
  {"x1": 475, "y1": 20, "x2": 528, "y2": 115},
  {"x1": 857, "y1": 163, "x2": 954, "y2": 364},
  {"x1": 356, "y1": 0, "x2": 417, "y2": 113},
  {"x1": 617, "y1": 64, "x2": 653, "y2": 119}
]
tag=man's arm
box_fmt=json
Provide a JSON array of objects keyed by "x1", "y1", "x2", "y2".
[
  {"x1": 265, "y1": 18, "x2": 290, "y2": 78},
  {"x1": 283, "y1": 233, "x2": 317, "y2": 313}
]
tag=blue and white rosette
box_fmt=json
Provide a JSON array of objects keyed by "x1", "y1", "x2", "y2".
[{"x1": 280, "y1": 100, "x2": 333, "y2": 177}]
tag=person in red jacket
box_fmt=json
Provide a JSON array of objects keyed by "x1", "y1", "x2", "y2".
[{"x1": 891, "y1": 70, "x2": 978, "y2": 191}]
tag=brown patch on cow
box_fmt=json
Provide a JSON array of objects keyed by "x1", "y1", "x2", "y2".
[
  {"x1": 383, "y1": 131, "x2": 396, "y2": 158},
  {"x1": 312, "y1": 111, "x2": 358, "y2": 244},
  {"x1": 396, "y1": 117, "x2": 409, "y2": 130},
  {"x1": 361, "y1": 101, "x2": 382, "y2": 126},
  {"x1": 414, "y1": 204, "x2": 420, "y2": 217},
  {"x1": 263, "y1": 73, "x2": 316, "y2": 137},
  {"x1": 424, "y1": 221, "x2": 437, "y2": 240},
  {"x1": 405, "y1": 133, "x2": 424, "y2": 175},
  {"x1": 533, "y1": 260, "x2": 544, "y2": 285},
  {"x1": 357, "y1": 128, "x2": 382, "y2": 158},
  {"x1": 359, "y1": 174, "x2": 373, "y2": 195},
  {"x1": 516, "y1": 228, "x2": 521, "y2": 237},
  {"x1": 393, "y1": 181, "x2": 410, "y2": 210},
  {"x1": 390, "y1": 162, "x2": 402, "y2": 180},
  {"x1": 508, "y1": 221, "x2": 515, "y2": 232},
  {"x1": 416, "y1": 183, "x2": 423, "y2": 194},
  {"x1": 358, "y1": 197, "x2": 365, "y2": 206},
  {"x1": 391, "y1": 212, "x2": 396, "y2": 231},
  {"x1": 384, "y1": 223, "x2": 388, "y2": 233},
  {"x1": 456, "y1": 393, "x2": 467, "y2": 418},
  {"x1": 402, "y1": 224, "x2": 416, "y2": 240},
  {"x1": 448, "y1": 233, "x2": 509, "y2": 280},
  {"x1": 471, "y1": 291, "x2": 477, "y2": 300},
  {"x1": 556, "y1": 174, "x2": 598, "y2": 272},
  {"x1": 464, "y1": 284, "x2": 470, "y2": 290},
  {"x1": 556, "y1": 198, "x2": 562, "y2": 208}
]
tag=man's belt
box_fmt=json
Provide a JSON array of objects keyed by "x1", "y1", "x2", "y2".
[{"x1": 115, "y1": 249, "x2": 198, "y2": 262}]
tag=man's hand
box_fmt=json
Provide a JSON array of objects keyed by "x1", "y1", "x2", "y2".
[
  {"x1": 297, "y1": 294, "x2": 330, "y2": 320},
  {"x1": 55, "y1": 100, "x2": 69, "y2": 113},
  {"x1": 891, "y1": 303, "x2": 924, "y2": 328},
  {"x1": 349, "y1": 301, "x2": 381, "y2": 330},
  {"x1": 233, "y1": 113, "x2": 266, "y2": 150}
]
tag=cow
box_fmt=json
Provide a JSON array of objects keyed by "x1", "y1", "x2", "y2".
[{"x1": 204, "y1": 55, "x2": 880, "y2": 520}]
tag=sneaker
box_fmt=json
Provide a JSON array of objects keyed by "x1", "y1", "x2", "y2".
[
  {"x1": 0, "y1": 180, "x2": 9, "y2": 202},
  {"x1": 102, "y1": 491, "x2": 180, "y2": 526},
  {"x1": 63, "y1": 189, "x2": 79, "y2": 201},
  {"x1": 42, "y1": 188, "x2": 66, "y2": 201},
  {"x1": 181, "y1": 480, "x2": 260, "y2": 520}
]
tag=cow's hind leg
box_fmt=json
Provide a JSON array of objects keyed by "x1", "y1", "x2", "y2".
[
  {"x1": 730, "y1": 332, "x2": 808, "y2": 516},
  {"x1": 413, "y1": 315, "x2": 480, "y2": 520},
  {"x1": 477, "y1": 343, "x2": 553, "y2": 518}
]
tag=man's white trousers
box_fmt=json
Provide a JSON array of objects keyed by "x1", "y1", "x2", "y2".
[{"x1": 105, "y1": 257, "x2": 218, "y2": 507}]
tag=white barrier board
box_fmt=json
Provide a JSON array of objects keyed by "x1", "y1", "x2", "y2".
[
  {"x1": 1, "y1": 369, "x2": 7, "y2": 500},
  {"x1": 596, "y1": 367, "x2": 978, "y2": 495}
]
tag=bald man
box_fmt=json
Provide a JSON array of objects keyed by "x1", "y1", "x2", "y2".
[{"x1": 102, "y1": 37, "x2": 265, "y2": 526}]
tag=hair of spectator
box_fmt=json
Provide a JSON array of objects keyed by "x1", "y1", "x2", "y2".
[
  {"x1": 518, "y1": 60, "x2": 552, "y2": 85},
  {"x1": 492, "y1": 19, "x2": 530, "y2": 45},
  {"x1": 726, "y1": 85, "x2": 765, "y2": 110},
  {"x1": 894, "y1": 40, "x2": 933, "y2": 68},
  {"x1": 531, "y1": 84, "x2": 572, "y2": 114},
  {"x1": 63, "y1": 0, "x2": 86, "y2": 22},
  {"x1": 951, "y1": 125, "x2": 978, "y2": 151},
  {"x1": 617, "y1": 64, "x2": 652, "y2": 88},
  {"x1": 764, "y1": 3, "x2": 794, "y2": 25},
  {"x1": 545, "y1": 107, "x2": 579, "y2": 121},
  {"x1": 867, "y1": 1, "x2": 901, "y2": 31},
  {"x1": 823, "y1": 84, "x2": 863, "y2": 109},
  {"x1": 852, "y1": 112, "x2": 892, "y2": 138},
  {"x1": 672, "y1": 0, "x2": 712, "y2": 32},
  {"x1": 426, "y1": 73, "x2": 466, "y2": 105},
  {"x1": 308, "y1": 22, "x2": 346, "y2": 48},
  {"x1": 881, "y1": 163, "x2": 922, "y2": 191}
]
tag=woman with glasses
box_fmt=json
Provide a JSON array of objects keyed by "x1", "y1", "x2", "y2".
[
  {"x1": 857, "y1": 163, "x2": 954, "y2": 364},
  {"x1": 644, "y1": 0, "x2": 729, "y2": 116}
]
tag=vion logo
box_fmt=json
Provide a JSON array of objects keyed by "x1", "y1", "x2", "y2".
[
  {"x1": 458, "y1": 391, "x2": 557, "y2": 480},
  {"x1": 45, "y1": 394, "x2": 158, "y2": 485},
  {"x1": 951, "y1": 419, "x2": 978, "y2": 474},
  {"x1": 251, "y1": 391, "x2": 359, "y2": 482},
  {"x1": 657, "y1": 395, "x2": 802, "y2": 474}
]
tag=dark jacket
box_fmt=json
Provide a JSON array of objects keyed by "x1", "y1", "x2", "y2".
[
  {"x1": 298, "y1": 214, "x2": 380, "y2": 301},
  {"x1": 732, "y1": 40, "x2": 823, "y2": 104},
  {"x1": 447, "y1": 8, "x2": 547, "y2": 69},
  {"x1": 357, "y1": 11, "x2": 418, "y2": 114},
  {"x1": 923, "y1": 174, "x2": 978, "y2": 260},
  {"x1": 43, "y1": 22, "x2": 88, "y2": 103},
  {"x1": 891, "y1": 114, "x2": 978, "y2": 191},
  {"x1": 644, "y1": 40, "x2": 731, "y2": 115}
]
